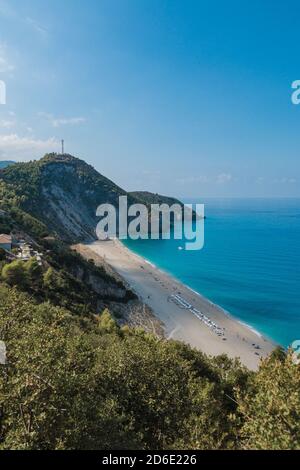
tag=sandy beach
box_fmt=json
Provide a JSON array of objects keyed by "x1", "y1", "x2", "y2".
[{"x1": 83, "y1": 240, "x2": 275, "y2": 370}]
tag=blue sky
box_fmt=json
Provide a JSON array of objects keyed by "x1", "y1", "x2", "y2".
[{"x1": 0, "y1": 0, "x2": 299, "y2": 197}]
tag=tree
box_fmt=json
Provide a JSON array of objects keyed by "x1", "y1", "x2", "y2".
[
  {"x1": 25, "y1": 257, "x2": 42, "y2": 285},
  {"x1": 97, "y1": 309, "x2": 119, "y2": 333},
  {"x1": 1, "y1": 282, "x2": 299, "y2": 450},
  {"x1": 237, "y1": 353, "x2": 300, "y2": 449},
  {"x1": 0, "y1": 248, "x2": 6, "y2": 261},
  {"x1": 269, "y1": 345, "x2": 287, "y2": 362},
  {"x1": 0, "y1": 288, "x2": 136, "y2": 450},
  {"x1": 1, "y1": 260, "x2": 28, "y2": 288},
  {"x1": 43, "y1": 267, "x2": 65, "y2": 291}
]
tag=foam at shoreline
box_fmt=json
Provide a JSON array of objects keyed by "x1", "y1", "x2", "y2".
[{"x1": 121, "y1": 240, "x2": 266, "y2": 342}]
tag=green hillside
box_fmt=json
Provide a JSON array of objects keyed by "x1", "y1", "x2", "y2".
[
  {"x1": 0, "y1": 161, "x2": 15, "y2": 170},
  {"x1": 0, "y1": 154, "x2": 299, "y2": 450}
]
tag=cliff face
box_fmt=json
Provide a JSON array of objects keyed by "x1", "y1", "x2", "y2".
[
  {"x1": 40, "y1": 161, "x2": 113, "y2": 240},
  {"x1": 0, "y1": 153, "x2": 193, "y2": 242},
  {"x1": 0, "y1": 154, "x2": 137, "y2": 241},
  {"x1": 0, "y1": 153, "x2": 166, "y2": 333}
]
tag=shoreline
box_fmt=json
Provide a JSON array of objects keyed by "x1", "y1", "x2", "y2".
[
  {"x1": 120, "y1": 241, "x2": 268, "y2": 342},
  {"x1": 171, "y1": 277, "x2": 265, "y2": 338},
  {"x1": 183, "y1": 285, "x2": 264, "y2": 340},
  {"x1": 85, "y1": 239, "x2": 276, "y2": 370}
]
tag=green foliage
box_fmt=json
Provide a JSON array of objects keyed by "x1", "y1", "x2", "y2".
[
  {"x1": 0, "y1": 179, "x2": 49, "y2": 239},
  {"x1": 1, "y1": 260, "x2": 29, "y2": 288},
  {"x1": 9, "y1": 206, "x2": 49, "y2": 238},
  {"x1": 0, "y1": 161, "x2": 15, "y2": 170},
  {"x1": 0, "y1": 154, "x2": 130, "y2": 241},
  {"x1": 0, "y1": 154, "x2": 299, "y2": 450},
  {"x1": 0, "y1": 248, "x2": 6, "y2": 261},
  {"x1": 237, "y1": 353, "x2": 300, "y2": 449},
  {"x1": 129, "y1": 191, "x2": 185, "y2": 209},
  {"x1": 97, "y1": 309, "x2": 119, "y2": 333},
  {"x1": 0, "y1": 160, "x2": 43, "y2": 207},
  {"x1": 0, "y1": 285, "x2": 299, "y2": 450},
  {"x1": 0, "y1": 213, "x2": 13, "y2": 234},
  {"x1": 0, "y1": 286, "x2": 242, "y2": 450},
  {"x1": 0, "y1": 153, "x2": 187, "y2": 242},
  {"x1": 25, "y1": 258, "x2": 43, "y2": 286},
  {"x1": 39, "y1": 239, "x2": 136, "y2": 312},
  {"x1": 269, "y1": 345, "x2": 287, "y2": 362},
  {"x1": 43, "y1": 267, "x2": 65, "y2": 291},
  {"x1": 2, "y1": 258, "x2": 43, "y2": 291},
  {"x1": 0, "y1": 287, "x2": 135, "y2": 450}
]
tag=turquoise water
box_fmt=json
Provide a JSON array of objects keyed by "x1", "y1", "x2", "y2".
[{"x1": 123, "y1": 198, "x2": 300, "y2": 348}]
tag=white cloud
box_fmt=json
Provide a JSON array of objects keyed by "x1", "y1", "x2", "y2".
[
  {"x1": 0, "y1": 2, "x2": 48, "y2": 37},
  {"x1": 25, "y1": 17, "x2": 48, "y2": 36},
  {"x1": 52, "y1": 117, "x2": 86, "y2": 127},
  {"x1": 39, "y1": 112, "x2": 86, "y2": 128},
  {"x1": 0, "y1": 119, "x2": 15, "y2": 129},
  {"x1": 0, "y1": 133, "x2": 59, "y2": 159}
]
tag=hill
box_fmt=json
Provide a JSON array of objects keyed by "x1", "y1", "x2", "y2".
[
  {"x1": 0, "y1": 155, "x2": 162, "y2": 329},
  {"x1": 0, "y1": 161, "x2": 15, "y2": 170},
  {"x1": 0, "y1": 154, "x2": 133, "y2": 241},
  {"x1": 0, "y1": 154, "x2": 299, "y2": 451},
  {"x1": 0, "y1": 154, "x2": 193, "y2": 242},
  {"x1": 130, "y1": 190, "x2": 186, "y2": 208}
]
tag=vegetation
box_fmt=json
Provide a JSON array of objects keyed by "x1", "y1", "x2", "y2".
[
  {"x1": 0, "y1": 161, "x2": 15, "y2": 170},
  {"x1": 0, "y1": 169, "x2": 136, "y2": 315},
  {"x1": 129, "y1": 191, "x2": 187, "y2": 210},
  {"x1": 0, "y1": 154, "x2": 195, "y2": 242},
  {"x1": 0, "y1": 248, "x2": 6, "y2": 262},
  {"x1": 0, "y1": 154, "x2": 138, "y2": 241},
  {"x1": 1, "y1": 260, "x2": 29, "y2": 288},
  {"x1": 237, "y1": 354, "x2": 300, "y2": 449},
  {"x1": 0, "y1": 154, "x2": 299, "y2": 450},
  {"x1": 0, "y1": 243, "x2": 135, "y2": 315},
  {"x1": 0, "y1": 285, "x2": 299, "y2": 450}
]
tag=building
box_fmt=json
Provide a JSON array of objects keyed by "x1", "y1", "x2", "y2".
[{"x1": 0, "y1": 234, "x2": 12, "y2": 252}]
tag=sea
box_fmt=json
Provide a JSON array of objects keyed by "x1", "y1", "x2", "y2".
[{"x1": 123, "y1": 198, "x2": 300, "y2": 348}]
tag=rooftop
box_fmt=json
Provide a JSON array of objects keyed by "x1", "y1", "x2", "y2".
[{"x1": 0, "y1": 234, "x2": 12, "y2": 244}]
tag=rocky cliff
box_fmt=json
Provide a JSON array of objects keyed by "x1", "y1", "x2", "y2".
[{"x1": 0, "y1": 153, "x2": 193, "y2": 242}]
